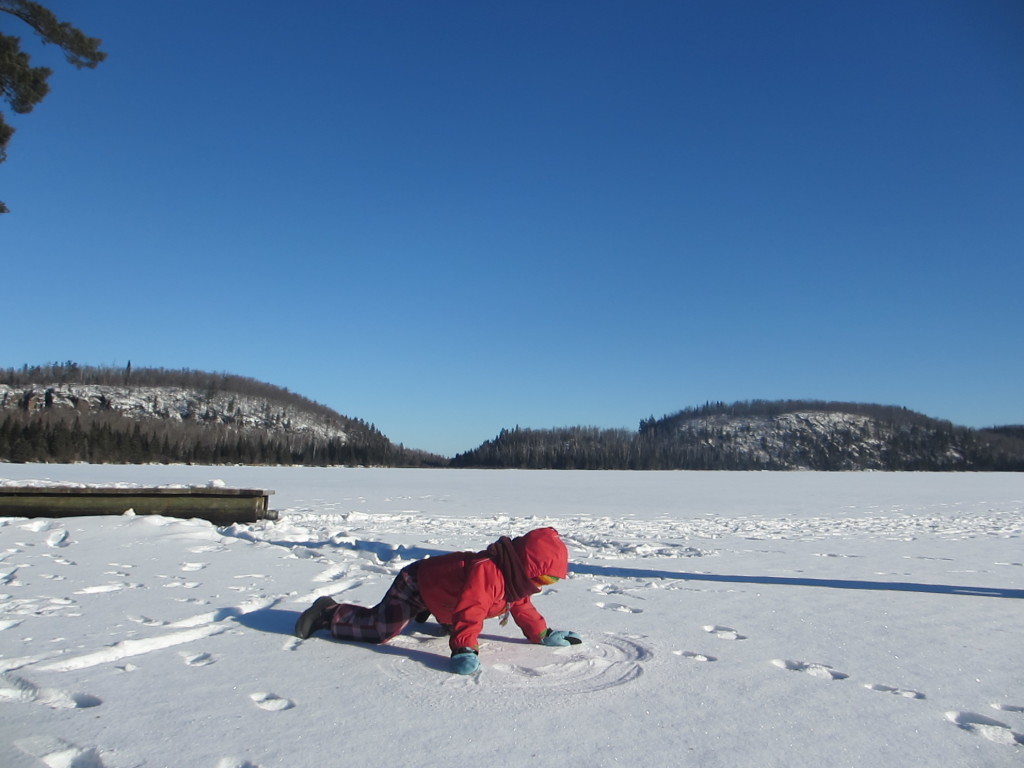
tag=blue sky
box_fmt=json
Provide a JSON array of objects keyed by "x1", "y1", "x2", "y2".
[{"x1": 2, "y1": 1, "x2": 1022, "y2": 457}]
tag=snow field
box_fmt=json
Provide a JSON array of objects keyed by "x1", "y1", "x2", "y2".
[{"x1": 0, "y1": 465, "x2": 1022, "y2": 768}]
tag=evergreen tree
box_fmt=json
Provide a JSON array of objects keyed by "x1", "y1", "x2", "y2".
[{"x1": 0, "y1": 0, "x2": 106, "y2": 212}]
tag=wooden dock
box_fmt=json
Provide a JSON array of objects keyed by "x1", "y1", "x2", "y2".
[{"x1": 0, "y1": 485, "x2": 278, "y2": 527}]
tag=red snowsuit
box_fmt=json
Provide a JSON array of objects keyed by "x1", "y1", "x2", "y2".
[{"x1": 418, "y1": 527, "x2": 568, "y2": 651}]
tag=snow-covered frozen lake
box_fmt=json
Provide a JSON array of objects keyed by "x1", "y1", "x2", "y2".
[{"x1": 1, "y1": 465, "x2": 1022, "y2": 767}]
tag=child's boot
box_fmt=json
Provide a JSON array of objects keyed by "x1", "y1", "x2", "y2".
[{"x1": 294, "y1": 596, "x2": 338, "y2": 639}]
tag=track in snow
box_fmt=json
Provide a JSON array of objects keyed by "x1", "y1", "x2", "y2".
[{"x1": 382, "y1": 632, "x2": 652, "y2": 695}]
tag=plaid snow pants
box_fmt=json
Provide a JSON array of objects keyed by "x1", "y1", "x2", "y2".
[{"x1": 329, "y1": 562, "x2": 429, "y2": 644}]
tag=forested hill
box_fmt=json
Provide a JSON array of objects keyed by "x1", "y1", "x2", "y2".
[
  {"x1": 451, "y1": 400, "x2": 1024, "y2": 471},
  {"x1": 0, "y1": 363, "x2": 445, "y2": 467},
  {"x1": 4, "y1": 365, "x2": 1022, "y2": 471}
]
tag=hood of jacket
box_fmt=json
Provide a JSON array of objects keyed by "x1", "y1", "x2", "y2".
[
  {"x1": 512, "y1": 527, "x2": 569, "y2": 581},
  {"x1": 484, "y1": 527, "x2": 569, "y2": 603}
]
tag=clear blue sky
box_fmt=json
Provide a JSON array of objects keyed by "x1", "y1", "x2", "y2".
[{"x1": 2, "y1": 1, "x2": 1022, "y2": 457}]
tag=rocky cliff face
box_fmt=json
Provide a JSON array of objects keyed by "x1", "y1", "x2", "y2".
[
  {"x1": 0, "y1": 383, "x2": 351, "y2": 443},
  {"x1": 658, "y1": 410, "x2": 969, "y2": 470}
]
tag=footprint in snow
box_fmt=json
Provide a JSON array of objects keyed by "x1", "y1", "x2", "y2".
[
  {"x1": 189, "y1": 543, "x2": 227, "y2": 554},
  {"x1": 772, "y1": 659, "x2": 849, "y2": 680},
  {"x1": 216, "y1": 760, "x2": 261, "y2": 768},
  {"x1": 814, "y1": 552, "x2": 864, "y2": 559},
  {"x1": 16, "y1": 736, "x2": 105, "y2": 768},
  {"x1": 45, "y1": 529, "x2": 70, "y2": 548},
  {"x1": 76, "y1": 583, "x2": 137, "y2": 595},
  {"x1": 0, "y1": 673, "x2": 102, "y2": 709},
  {"x1": 181, "y1": 652, "x2": 216, "y2": 667},
  {"x1": 703, "y1": 625, "x2": 746, "y2": 640},
  {"x1": 161, "y1": 578, "x2": 200, "y2": 589},
  {"x1": 21, "y1": 519, "x2": 53, "y2": 532},
  {"x1": 313, "y1": 563, "x2": 350, "y2": 583},
  {"x1": 946, "y1": 711, "x2": 1024, "y2": 746},
  {"x1": 594, "y1": 601, "x2": 643, "y2": 614},
  {"x1": 250, "y1": 692, "x2": 294, "y2": 711},
  {"x1": 673, "y1": 650, "x2": 717, "y2": 662},
  {"x1": 590, "y1": 583, "x2": 631, "y2": 596},
  {"x1": 864, "y1": 683, "x2": 924, "y2": 699},
  {"x1": 991, "y1": 703, "x2": 1024, "y2": 713}
]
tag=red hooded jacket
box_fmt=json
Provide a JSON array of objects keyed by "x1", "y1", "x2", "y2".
[{"x1": 416, "y1": 527, "x2": 569, "y2": 652}]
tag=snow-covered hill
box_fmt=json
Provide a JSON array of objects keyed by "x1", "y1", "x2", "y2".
[
  {"x1": 454, "y1": 403, "x2": 1024, "y2": 470},
  {"x1": 651, "y1": 405, "x2": 1024, "y2": 470},
  {"x1": 664, "y1": 410, "x2": 948, "y2": 470},
  {"x1": 1, "y1": 383, "x2": 351, "y2": 443},
  {"x1": 4, "y1": 368, "x2": 1022, "y2": 469}
]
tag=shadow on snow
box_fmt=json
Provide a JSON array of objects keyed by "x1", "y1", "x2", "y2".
[
  {"x1": 569, "y1": 562, "x2": 1024, "y2": 600},
  {"x1": 230, "y1": 533, "x2": 1024, "y2": 601}
]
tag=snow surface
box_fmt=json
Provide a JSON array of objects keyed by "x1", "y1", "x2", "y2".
[{"x1": 0, "y1": 465, "x2": 1022, "y2": 768}]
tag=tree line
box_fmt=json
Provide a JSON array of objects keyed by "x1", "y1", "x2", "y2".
[
  {"x1": 0, "y1": 409, "x2": 444, "y2": 467},
  {"x1": 4, "y1": 367, "x2": 1022, "y2": 471},
  {"x1": 451, "y1": 401, "x2": 1024, "y2": 471}
]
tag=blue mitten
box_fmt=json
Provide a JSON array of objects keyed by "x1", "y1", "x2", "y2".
[
  {"x1": 541, "y1": 629, "x2": 583, "y2": 647},
  {"x1": 450, "y1": 648, "x2": 480, "y2": 675}
]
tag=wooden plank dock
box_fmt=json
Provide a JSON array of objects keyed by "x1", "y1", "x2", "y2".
[{"x1": 0, "y1": 485, "x2": 278, "y2": 527}]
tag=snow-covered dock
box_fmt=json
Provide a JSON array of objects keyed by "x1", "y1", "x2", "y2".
[{"x1": 0, "y1": 484, "x2": 277, "y2": 525}]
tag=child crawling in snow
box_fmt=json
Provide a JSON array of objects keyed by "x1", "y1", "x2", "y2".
[{"x1": 294, "y1": 527, "x2": 581, "y2": 675}]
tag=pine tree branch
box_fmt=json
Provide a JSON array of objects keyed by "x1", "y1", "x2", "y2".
[{"x1": 0, "y1": 0, "x2": 106, "y2": 68}]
